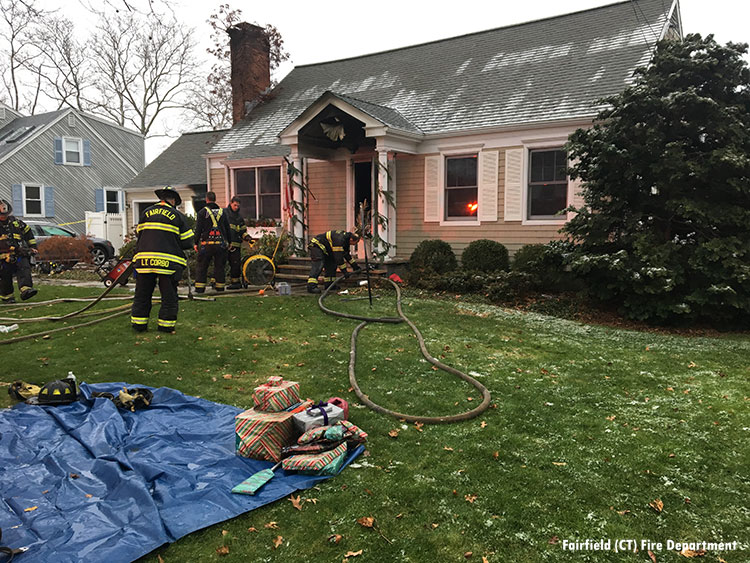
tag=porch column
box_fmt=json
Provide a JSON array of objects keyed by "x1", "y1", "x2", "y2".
[{"x1": 376, "y1": 150, "x2": 396, "y2": 260}]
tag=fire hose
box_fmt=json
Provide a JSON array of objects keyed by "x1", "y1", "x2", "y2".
[{"x1": 318, "y1": 275, "x2": 492, "y2": 424}]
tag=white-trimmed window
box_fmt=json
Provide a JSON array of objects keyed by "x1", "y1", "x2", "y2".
[
  {"x1": 23, "y1": 184, "x2": 44, "y2": 217},
  {"x1": 234, "y1": 166, "x2": 281, "y2": 222},
  {"x1": 444, "y1": 154, "x2": 478, "y2": 221},
  {"x1": 527, "y1": 148, "x2": 568, "y2": 220},
  {"x1": 63, "y1": 137, "x2": 82, "y2": 164},
  {"x1": 105, "y1": 188, "x2": 121, "y2": 213}
]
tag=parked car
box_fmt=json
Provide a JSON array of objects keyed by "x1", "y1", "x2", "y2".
[{"x1": 26, "y1": 220, "x2": 115, "y2": 266}]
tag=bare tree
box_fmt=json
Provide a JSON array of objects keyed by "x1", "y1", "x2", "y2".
[
  {"x1": 32, "y1": 15, "x2": 93, "y2": 111},
  {"x1": 185, "y1": 3, "x2": 289, "y2": 130},
  {"x1": 0, "y1": 0, "x2": 47, "y2": 113},
  {"x1": 86, "y1": 9, "x2": 199, "y2": 136}
]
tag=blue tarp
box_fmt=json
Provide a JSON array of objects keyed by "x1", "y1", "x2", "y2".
[{"x1": 0, "y1": 383, "x2": 363, "y2": 562}]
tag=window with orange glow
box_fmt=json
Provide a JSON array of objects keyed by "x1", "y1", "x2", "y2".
[{"x1": 445, "y1": 155, "x2": 478, "y2": 220}]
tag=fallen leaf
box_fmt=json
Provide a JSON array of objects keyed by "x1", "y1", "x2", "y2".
[
  {"x1": 606, "y1": 415, "x2": 616, "y2": 421},
  {"x1": 264, "y1": 521, "x2": 279, "y2": 529},
  {"x1": 465, "y1": 494, "x2": 477, "y2": 503},
  {"x1": 467, "y1": 396, "x2": 474, "y2": 401},
  {"x1": 223, "y1": 374, "x2": 233, "y2": 379},
  {"x1": 70, "y1": 473, "x2": 79, "y2": 479},
  {"x1": 647, "y1": 549, "x2": 657, "y2": 563},
  {"x1": 221, "y1": 530, "x2": 229, "y2": 537},
  {"x1": 216, "y1": 546, "x2": 230, "y2": 556},
  {"x1": 431, "y1": 366, "x2": 438, "y2": 371},
  {"x1": 158, "y1": 555, "x2": 165, "y2": 563},
  {"x1": 679, "y1": 547, "x2": 706, "y2": 558},
  {"x1": 552, "y1": 462, "x2": 567, "y2": 466},
  {"x1": 431, "y1": 523, "x2": 439, "y2": 529},
  {"x1": 24, "y1": 506, "x2": 37, "y2": 512},
  {"x1": 480, "y1": 421, "x2": 487, "y2": 428},
  {"x1": 85, "y1": 494, "x2": 93, "y2": 498},
  {"x1": 464, "y1": 552, "x2": 473, "y2": 559},
  {"x1": 548, "y1": 536, "x2": 559, "y2": 545},
  {"x1": 296, "y1": 362, "x2": 305, "y2": 367},
  {"x1": 395, "y1": 513, "x2": 403, "y2": 519},
  {"x1": 443, "y1": 446, "x2": 454, "y2": 452},
  {"x1": 687, "y1": 362, "x2": 696, "y2": 368},
  {"x1": 482, "y1": 558, "x2": 489, "y2": 563},
  {"x1": 616, "y1": 509, "x2": 631, "y2": 515},
  {"x1": 649, "y1": 499, "x2": 664, "y2": 513},
  {"x1": 41, "y1": 490, "x2": 49, "y2": 494},
  {"x1": 666, "y1": 387, "x2": 674, "y2": 391},
  {"x1": 345, "y1": 550, "x2": 363, "y2": 557},
  {"x1": 289, "y1": 494, "x2": 303, "y2": 511},
  {"x1": 414, "y1": 422, "x2": 424, "y2": 432},
  {"x1": 493, "y1": 451, "x2": 499, "y2": 460},
  {"x1": 388, "y1": 429, "x2": 399, "y2": 438},
  {"x1": 306, "y1": 498, "x2": 318, "y2": 504},
  {"x1": 328, "y1": 534, "x2": 342, "y2": 544},
  {"x1": 357, "y1": 516, "x2": 375, "y2": 528},
  {"x1": 247, "y1": 527, "x2": 257, "y2": 532},
  {"x1": 273, "y1": 535, "x2": 283, "y2": 549}
]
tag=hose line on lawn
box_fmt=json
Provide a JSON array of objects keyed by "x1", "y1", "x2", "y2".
[{"x1": 319, "y1": 275, "x2": 492, "y2": 424}]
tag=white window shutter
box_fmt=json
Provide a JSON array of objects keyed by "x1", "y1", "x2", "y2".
[
  {"x1": 478, "y1": 150, "x2": 498, "y2": 222},
  {"x1": 424, "y1": 155, "x2": 441, "y2": 222},
  {"x1": 504, "y1": 148, "x2": 524, "y2": 221}
]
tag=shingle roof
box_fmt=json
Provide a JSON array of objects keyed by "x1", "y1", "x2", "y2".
[
  {"x1": 0, "y1": 110, "x2": 67, "y2": 160},
  {"x1": 212, "y1": 0, "x2": 673, "y2": 156},
  {"x1": 125, "y1": 129, "x2": 227, "y2": 188}
]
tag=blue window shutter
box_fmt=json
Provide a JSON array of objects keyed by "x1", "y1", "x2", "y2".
[
  {"x1": 12, "y1": 184, "x2": 23, "y2": 215},
  {"x1": 95, "y1": 188, "x2": 104, "y2": 212},
  {"x1": 44, "y1": 186, "x2": 55, "y2": 217},
  {"x1": 54, "y1": 137, "x2": 63, "y2": 164},
  {"x1": 83, "y1": 139, "x2": 91, "y2": 166}
]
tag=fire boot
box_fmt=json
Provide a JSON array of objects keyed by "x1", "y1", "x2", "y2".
[
  {"x1": 1, "y1": 296, "x2": 16, "y2": 304},
  {"x1": 20, "y1": 288, "x2": 38, "y2": 301},
  {"x1": 307, "y1": 283, "x2": 321, "y2": 294}
]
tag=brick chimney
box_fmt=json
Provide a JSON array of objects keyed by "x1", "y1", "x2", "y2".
[{"x1": 227, "y1": 22, "x2": 271, "y2": 124}]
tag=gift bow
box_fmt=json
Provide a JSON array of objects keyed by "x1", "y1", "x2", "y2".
[{"x1": 306, "y1": 401, "x2": 329, "y2": 425}]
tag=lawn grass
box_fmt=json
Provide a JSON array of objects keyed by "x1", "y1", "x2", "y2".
[{"x1": 1, "y1": 284, "x2": 748, "y2": 562}]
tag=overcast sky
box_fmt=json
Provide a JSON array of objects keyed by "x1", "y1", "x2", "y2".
[{"x1": 50, "y1": 0, "x2": 750, "y2": 160}]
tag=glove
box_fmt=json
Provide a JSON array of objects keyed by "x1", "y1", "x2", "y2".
[
  {"x1": 343, "y1": 271, "x2": 351, "y2": 280},
  {"x1": 352, "y1": 264, "x2": 361, "y2": 272}
]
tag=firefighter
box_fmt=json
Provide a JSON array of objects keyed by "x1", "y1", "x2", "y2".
[
  {"x1": 0, "y1": 199, "x2": 38, "y2": 303},
  {"x1": 194, "y1": 191, "x2": 230, "y2": 292},
  {"x1": 130, "y1": 186, "x2": 193, "y2": 333},
  {"x1": 224, "y1": 196, "x2": 250, "y2": 289},
  {"x1": 307, "y1": 230, "x2": 361, "y2": 294}
]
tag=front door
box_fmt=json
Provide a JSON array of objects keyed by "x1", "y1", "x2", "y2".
[{"x1": 353, "y1": 161, "x2": 372, "y2": 258}]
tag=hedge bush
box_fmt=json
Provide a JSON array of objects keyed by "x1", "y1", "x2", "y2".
[
  {"x1": 408, "y1": 240, "x2": 457, "y2": 283},
  {"x1": 461, "y1": 239, "x2": 509, "y2": 272},
  {"x1": 512, "y1": 241, "x2": 575, "y2": 292}
]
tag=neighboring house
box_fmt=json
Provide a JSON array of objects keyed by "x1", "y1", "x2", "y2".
[
  {"x1": 0, "y1": 106, "x2": 144, "y2": 234},
  {"x1": 207, "y1": 0, "x2": 681, "y2": 260},
  {"x1": 123, "y1": 129, "x2": 227, "y2": 229}
]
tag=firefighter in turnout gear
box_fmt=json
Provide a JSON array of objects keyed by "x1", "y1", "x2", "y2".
[
  {"x1": 193, "y1": 191, "x2": 230, "y2": 293},
  {"x1": 131, "y1": 186, "x2": 193, "y2": 333},
  {"x1": 225, "y1": 196, "x2": 250, "y2": 289},
  {"x1": 307, "y1": 230, "x2": 361, "y2": 294},
  {"x1": 0, "y1": 199, "x2": 38, "y2": 303}
]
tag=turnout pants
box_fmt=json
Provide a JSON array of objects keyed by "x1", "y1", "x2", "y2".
[
  {"x1": 307, "y1": 246, "x2": 338, "y2": 291},
  {"x1": 131, "y1": 269, "x2": 182, "y2": 332},
  {"x1": 0, "y1": 257, "x2": 33, "y2": 301},
  {"x1": 227, "y1": 247, "x2": 242, "y2": 285},
  {"x1": 195, "y1": 244, "x2": 227, "y2": 290}
]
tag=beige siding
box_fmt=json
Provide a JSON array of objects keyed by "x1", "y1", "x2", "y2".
[
  {"x1": 307, "y1": 160, "x2": 347, "y2": 236},
  {"x1": 210, "y1": 168, "x2": 227, "y2": 208},
  {"x1": 394, "y1": 151, "x2": 566, "y2": 259}
]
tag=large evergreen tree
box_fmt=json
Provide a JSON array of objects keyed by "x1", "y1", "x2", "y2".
[{"x1": 564, "y1": 34, "x2": 750, "y2": 325}]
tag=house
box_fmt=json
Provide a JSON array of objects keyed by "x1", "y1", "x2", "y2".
[
  {"x1": 206, "y1": 0, "x2": 681, "y2": 260},
  {"x1": 123, "y1": 129, "x2": 227, "y2": 230},
  {"x1": 0, "y1": 104, "x2": 144, "y2": 234}
]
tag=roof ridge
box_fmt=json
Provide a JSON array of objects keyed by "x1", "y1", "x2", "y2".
[{"x1": 295, "y1": 0, "x2": 641, "y2": 68}]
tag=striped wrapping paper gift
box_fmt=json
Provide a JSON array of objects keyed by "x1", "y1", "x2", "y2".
[
  {"x1": 235, "y1": 404, "x2": 309, "y2": 461},
  {"x1": 252, "y1": 377, "x2": 301, "y2": 412},
  {"x1": 281, "y1": 442, "x2": 348, "y2": 472}
]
